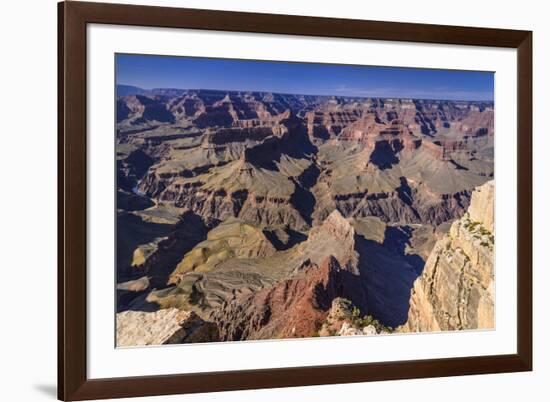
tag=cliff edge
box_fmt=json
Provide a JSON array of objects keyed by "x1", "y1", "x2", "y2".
[{"x1": 400, "y1": 180, "x2": 494, "y2": 332}]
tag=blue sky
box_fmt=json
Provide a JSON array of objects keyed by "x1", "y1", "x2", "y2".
[{"x1": 116, "y1": 54, "x2": 494, "y2": 101}]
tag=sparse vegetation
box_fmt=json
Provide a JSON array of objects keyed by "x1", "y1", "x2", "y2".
[{"x1": 349, "y1": 306, "x2": 393, "y2": 333}]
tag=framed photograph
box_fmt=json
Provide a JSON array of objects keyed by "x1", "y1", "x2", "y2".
[{"x1": 58, "y1": 1, "x2": 532, "y2": 400}]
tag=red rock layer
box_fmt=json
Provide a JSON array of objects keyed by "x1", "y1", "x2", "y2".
[{"x1": 213, "y1": 255, "x2": 359, "y2": 340}]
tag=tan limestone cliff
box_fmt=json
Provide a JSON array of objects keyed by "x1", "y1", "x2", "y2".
[{"x1": 400, "y1": 180, "x2": 494, "y2": 332}]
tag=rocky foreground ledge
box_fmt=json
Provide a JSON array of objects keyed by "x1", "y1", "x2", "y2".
[{"x1": 116, "y1": 308, "x2": 218, "y2": 347}]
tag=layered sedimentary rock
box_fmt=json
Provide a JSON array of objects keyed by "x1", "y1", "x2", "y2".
[
  {"x1": 117, "y1": 89, "x2": 493, "y2": 233},
  {"x1": 148, "y1": 210, "x2": 365, "y2": 324},
  {"x1": 115, "y1": 87, "x2": 495, "y2": 344},
  {"x1": 401, "y1": 181, "x2": 494, "y2": 332},
  {"x1": 168, "y1": 218, "x2": 276, "y2": 284},
  {"x1": 213, "y1": 256, "x2": 356, "y2": 340},
  {"x1": 116, "y1": 308, "x2": 219, "y2": 346}
]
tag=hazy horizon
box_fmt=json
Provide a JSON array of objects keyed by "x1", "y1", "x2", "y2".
[{"x1": 116, "y1": 54, "x2": 494, "y2": 101}]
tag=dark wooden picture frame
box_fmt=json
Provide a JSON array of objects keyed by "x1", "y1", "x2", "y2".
[{"x1": 58, "y1": 1, "x2": 532, "y2": 400}]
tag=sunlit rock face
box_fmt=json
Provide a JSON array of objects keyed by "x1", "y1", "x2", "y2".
[
  {"x1": 400, "y1": 180, "x2": 494, "y2": 332},
  {"x1": 116, "y1": 308, "x2": 219, "y2": 346}
]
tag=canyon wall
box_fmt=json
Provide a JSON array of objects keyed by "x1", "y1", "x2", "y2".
[{"x1": 400, "y1": 181, "x2": 494, "y2": 332}]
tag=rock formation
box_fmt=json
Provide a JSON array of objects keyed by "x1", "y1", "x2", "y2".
[
  {"x1": 115, "y1": 87, "x2": 495, "y2": 345},
  {"x1": 168, "y1": 218, "x2": 276, "y2": 284},
  {"x1": 212, "y1": 256, "x2": 359, "y2": 340},
  {"x1": 117, "y1": 89, "x2": 493, "y2": 233},
  {"x1": 116, "y1": 308, "x2": 219, "y2": 346},
  {"x1": 318, "y1": 298, "x2": 391, "y2": 336},
  {"x1": 400, "y1": 180, "x2": 494, "y2": 332}
]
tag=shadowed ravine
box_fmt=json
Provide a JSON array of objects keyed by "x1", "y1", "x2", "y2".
[{"x1": 354, "y1": 229, "x2": 425, "y2": 327}]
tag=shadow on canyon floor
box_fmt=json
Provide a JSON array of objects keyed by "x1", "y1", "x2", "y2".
[
  {"x1": 263, "y1": 228, "x2": 307, "y2": 251},
  {"x1": 117, "y1": 212, "x2": 211, "y2": 313},
  {"x1": 116, "y1": 212, "x2": 174, "y2": 282},
  {"x1": 354, "y1": 225, "x2": 425, "y2": 328}
]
